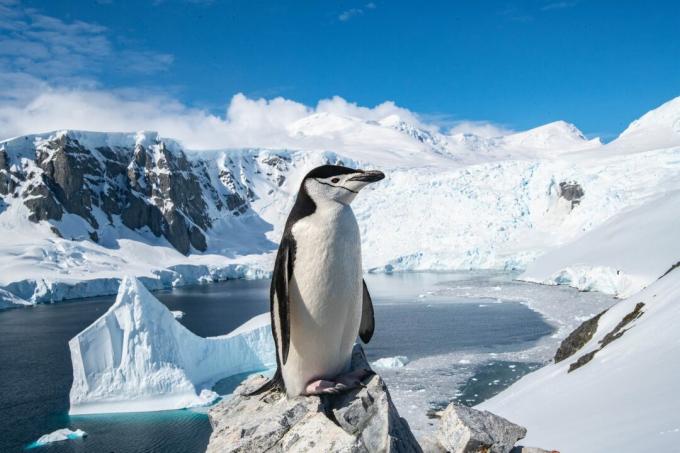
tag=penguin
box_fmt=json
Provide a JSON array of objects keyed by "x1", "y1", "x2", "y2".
[{"x1": 256, "y1": 164, "x2": 385, "y2": 397}]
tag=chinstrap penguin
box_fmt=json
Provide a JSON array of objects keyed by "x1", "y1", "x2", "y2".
[{"x1": 255, "y1": 164, "x2": 385, "y2": 397}]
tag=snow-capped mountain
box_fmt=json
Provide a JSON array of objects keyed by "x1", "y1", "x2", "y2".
[{"x1": 1, "y1": 96, "x2": 680, "y2": 305}]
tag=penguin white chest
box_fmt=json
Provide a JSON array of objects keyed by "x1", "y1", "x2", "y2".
[{"x1": 284, "y1": 205, "x2": 363, "y2": 396}]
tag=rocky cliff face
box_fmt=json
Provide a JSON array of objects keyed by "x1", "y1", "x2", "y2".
[{"x1": 0, "y1": 131, "x2": 320, "y2": 256}]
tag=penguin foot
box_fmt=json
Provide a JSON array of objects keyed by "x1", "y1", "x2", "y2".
[
  {"x1": 304, "y1": 379, "x2": 348, "y2": 395},
  {"x1": 303, "y1": 369, "x2": 375, "y2": 395},
  {"x1": 335, "y1": 368, "x2": 374, "y2": 389}
]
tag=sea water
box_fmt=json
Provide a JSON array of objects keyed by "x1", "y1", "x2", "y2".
[{"x1": 0, "y1": 272, "x2": 585, "y2": 452}]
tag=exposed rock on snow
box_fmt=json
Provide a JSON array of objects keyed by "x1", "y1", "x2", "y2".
[
  {"x1": 567, "y1": 301, "x2": 645, "y2": 373},
  {"x1": 29, "y1": 428, "x2": 87, "y2": 447},
  {"x1": 207, "y1": 345, "x2": 421, "y2": 453},
  {"x1": 68, "y1": 276, "x2": 275, "y2": 414},
  {"x1": 553, "y1": 309, "x2": 606, "y2": 363},
  {"x1": 557, "y1": 181, "x2": 584, "y2": 208},
  {"x1": 435, "y1": 404, "x2": 526, "y2": 453}
]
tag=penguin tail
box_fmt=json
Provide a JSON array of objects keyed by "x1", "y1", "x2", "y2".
[{"x1": 245, "y1": 368, "x2": 284, "y2": 396}]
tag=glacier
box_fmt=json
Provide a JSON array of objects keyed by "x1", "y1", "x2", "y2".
[{"x1": 68, "y1": 276, "x2": 275, "y2": 415}]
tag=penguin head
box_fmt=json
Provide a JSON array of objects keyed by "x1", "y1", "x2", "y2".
[{"x1": 302, "y1": 164, "x2": 385, "y2": 206}]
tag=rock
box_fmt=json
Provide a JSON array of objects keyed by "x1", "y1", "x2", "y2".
[
  {"x1": 435, "y1": 404, "x2": 526, "y2": 453},
  {"x1": 207, "y1": 344, "x2": 422, "y2": 453},
  {"x1": 568, "y1": 302, "x2": 645, "y2": 373},
  {"x1": 554, "y1": 309, "x2": 607, "y2": 363},
  {"x1": 510, "y1": 447, "x2": 558, "y2": 453},
  {"x1": 558, "y1": 181, "x2": 584, "y2": 208}
]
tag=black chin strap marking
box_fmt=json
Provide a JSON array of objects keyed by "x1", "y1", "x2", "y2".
[{"x1": 316, "y1": 180, "x2": 358, "y2": 194}]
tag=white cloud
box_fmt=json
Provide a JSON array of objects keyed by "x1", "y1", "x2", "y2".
[
  {"x1": 0, "y1": 86, "x2": 437, "y2": 150},
  {"x1": 447, "y1": 120, "x2": 514, "y2": 138},
  {"x1": 0, "y1": 0, "x2": 173, "y2": 81},
  {"x1": 338, "y1": 2, "x2": 377, "y2": 21},
  {"x1": 541, "y1": 1, "x2": 578, "y2": 11}
]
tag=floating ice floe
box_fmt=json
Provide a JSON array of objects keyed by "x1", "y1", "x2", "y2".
[
  {"x1": 171, "y1": 310, "x2": 185, "y2": 319},
  {"x1": 68, "y1": 276, "x2": 275, "y2": 415},
  {"x1": 28, "y1": 428, "x2": 87, "y2": 448},
  {"x1": 372, "y1": 355, "x2": 409, "y2": 369}
]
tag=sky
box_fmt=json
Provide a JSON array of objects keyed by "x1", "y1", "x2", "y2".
[{"x1": 0, "y1": 0, "x2": 679, "y2": 146}]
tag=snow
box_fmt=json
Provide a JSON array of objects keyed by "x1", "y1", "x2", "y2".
[
  {"x1": 28, "y1": 428, "x2": 87, "y2": 448},
  {"x1": 520, "y1": 189, "x2": 680, "y2": 297},
  {"x1": 479, "y1": 267, "x2": 680, "y2": 453},
  {"x1": 68, "y1": 276, "x2": 275, "y2": 415}
]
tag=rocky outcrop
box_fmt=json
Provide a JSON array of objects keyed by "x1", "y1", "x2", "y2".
[
  {"x1": 207, "y1": 345, "x2": 421, "y2": 453},
  {"x1": 554, "y1": 309, "x2": 607, "y2": 363},
  {"x1": 0, "y1": 132, "x2": 266, "y2": 255},
  {"x1": 569, "y1": 302, "x2": 645, "y2": 372},
  {"x1": 558, "y1": 181, "x2": 584, "y2": 208},
  {"x1": 434, "y1": 404, "x2": 527, "y2": 453}
]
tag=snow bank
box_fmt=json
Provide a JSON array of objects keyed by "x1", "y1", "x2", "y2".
[
  {"x1": 520, "y1": 190, "x2": 680, "y2": 297},
  {"x1": 28, "y1": 428, "x2": 87, "y2": 448},
  {"x1": 479, "y1": 267, "x2": 680, "y2": 452},
  {"x1": 68, "y1": 276, "x2": 275, "y2": 415}
]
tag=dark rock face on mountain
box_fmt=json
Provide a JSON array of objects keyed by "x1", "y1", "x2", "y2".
[
  {"x1": 0, "y1": 132, "x2": 282, "y2": 255},
  {"x1": 554, "y1": 309, "x2": 607, "y2": 363},
  {"x1": 15, "y1": 134, "x2": 210, "y2": 254},
  {"x1": 558, "y1": 181, "x2": 584, "y2": 208}
]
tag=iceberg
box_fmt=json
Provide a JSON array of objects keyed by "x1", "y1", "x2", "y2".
[
  {"x1": 28, "y1": 428, "x2": 87, "y2": 448},
  {"x1": 372, "y1": 355, "x2": 409, "y2": 369},
  {"x1": 68, "y1": 276, "x2": 275, "y2": 415}
]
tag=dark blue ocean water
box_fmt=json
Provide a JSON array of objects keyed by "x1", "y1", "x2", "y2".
[{"x1": 0, "y1": 273, "x2": 552, "y2": 453}]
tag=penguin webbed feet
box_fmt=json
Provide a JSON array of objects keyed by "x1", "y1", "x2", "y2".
[{"x1": 303, "y1": 368, "x2": 374, "y2": 396}]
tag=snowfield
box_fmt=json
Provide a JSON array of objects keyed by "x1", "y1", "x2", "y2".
[{"x1": 68, "y1": 276, "x2": 275, "y2": 415}]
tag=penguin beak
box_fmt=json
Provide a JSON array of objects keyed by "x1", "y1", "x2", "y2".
[{"x1": 347, "y1": 170, "x2": 385, "y2": 183}]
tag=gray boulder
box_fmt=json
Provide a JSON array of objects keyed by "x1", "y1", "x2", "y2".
[
  {"x1": 510, "y1": 447, "x2": 556, "y2": 453},
  {"x1": 435, "y1": 404, "x2": 526, "y2": 453},
  {"x1": 207, "y1": 345, "x2": 421, "y2": 453}
]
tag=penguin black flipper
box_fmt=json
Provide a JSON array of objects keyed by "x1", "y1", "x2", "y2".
[
  {"x1": 246, "y1": 235, "x2": 293, "y2": 396},
  {"x1": 359, "y1": 279, "x2": 375, "y2": 343},
  {"x1": 272, "y1": 235, "x2": 293, "y2": 365}
]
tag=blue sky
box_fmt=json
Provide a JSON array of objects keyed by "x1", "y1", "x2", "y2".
[{"x1": 1, "y1": 0, "x2": 679, "y2": 143}]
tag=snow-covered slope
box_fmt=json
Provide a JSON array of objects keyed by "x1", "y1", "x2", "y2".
[
  {"x1": 521, "y1": 189, "x2": 680, "y2": 297},
  {"x1": 479, "y1": 265, "x2": 680, "y2": 452},
  {"x1": 1, "y1": 96, "x2": 680, "y2": 305},
  {"x1": 68, "y1": 276, "x2": 275, "y2": 414}
]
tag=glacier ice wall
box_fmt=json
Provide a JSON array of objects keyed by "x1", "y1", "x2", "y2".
[{"x1": 68, "y1": 276, "x2": 275, "y2": 415}]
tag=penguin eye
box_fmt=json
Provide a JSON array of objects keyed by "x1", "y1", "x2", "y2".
[{"x1": 331, "y1": 178, "x2": 340, "y2": 183}]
